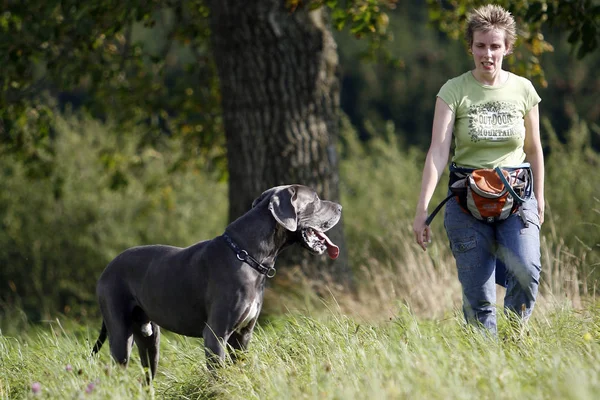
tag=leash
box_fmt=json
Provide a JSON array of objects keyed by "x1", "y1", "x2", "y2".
[
  {"x1": 425, "y1": 194, "x2": 454, "y2": 226},
  {"x1": 221, "y1": 233, "x2": 276, "y2": 278},
  {"x1": 494, "y1": 166, "x2": 529, "y2": 204}
]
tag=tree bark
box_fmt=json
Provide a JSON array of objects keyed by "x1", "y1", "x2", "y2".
[{"x1": 209, "y1": 0, "x2": 350, "y2": 283}]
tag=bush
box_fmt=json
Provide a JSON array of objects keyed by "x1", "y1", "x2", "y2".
[{"x1": 0, "y1": 115, "x2": 227, "y2": 323}]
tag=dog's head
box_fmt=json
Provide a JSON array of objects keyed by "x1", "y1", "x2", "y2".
[{"x1": 252, "y1": 185, "x2": 342, "y2": 259}]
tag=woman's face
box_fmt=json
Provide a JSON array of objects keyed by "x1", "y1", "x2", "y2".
[{"x1": 471, "y1": 28, "x2": 508, "y2": 76}]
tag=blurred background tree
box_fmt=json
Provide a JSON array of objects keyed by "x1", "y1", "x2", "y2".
[{"x1": 208, "y1": 0, "x2": 351, "y2": 280}]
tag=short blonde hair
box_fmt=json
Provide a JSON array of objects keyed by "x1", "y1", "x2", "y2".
[{"x1": 466, "y1": 4, "x2": 517, "y2": 53}]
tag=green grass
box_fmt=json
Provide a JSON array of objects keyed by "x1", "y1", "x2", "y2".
[{"x1": 1, "y1": 302, "x2": 600, "y2": 399}]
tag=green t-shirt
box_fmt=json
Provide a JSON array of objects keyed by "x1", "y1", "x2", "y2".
[{"x1": 437, "y1": 71, "x2": 541, "y2": 169}]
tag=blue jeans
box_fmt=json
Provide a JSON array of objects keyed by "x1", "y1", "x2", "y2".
[{"x1": 444, "y1": 194, "x2": 541, "y2": 334}]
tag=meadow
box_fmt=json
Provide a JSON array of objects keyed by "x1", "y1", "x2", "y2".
[
  {"x1": 1, "y1": 114, "x2": 599, "y2": 399},
  {"x1": 1, "y1": 301, "x2": 600, "y2": 399}
]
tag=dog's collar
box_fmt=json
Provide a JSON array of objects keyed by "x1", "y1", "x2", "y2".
[{"x1": 221, "y1": 233, "x2": 276, "y2": 278}]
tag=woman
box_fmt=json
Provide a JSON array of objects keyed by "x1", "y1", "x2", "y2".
[{"x1": 413, "y1": 4, "x2": 544, "y2": 334}]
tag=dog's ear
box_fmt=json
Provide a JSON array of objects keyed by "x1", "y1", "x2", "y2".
[
  {"x1": 268, "y1": 186, "x2": 298, "y2": 231},
  {"x1": 252, "y1": 185, "x2": 289, "y2": 208},
  {"x1": 252, "y1": 188, "x2": 275, "y2": 209}
]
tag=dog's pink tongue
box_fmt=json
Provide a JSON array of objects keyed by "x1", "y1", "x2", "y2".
[{"x1": 315, "y1": 231, "x2": 340, "y2": 259}]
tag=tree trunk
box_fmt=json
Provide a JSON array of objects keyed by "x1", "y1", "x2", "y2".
[{"x1": 209, "y1": 0, "x2": 350, "y2": 283}]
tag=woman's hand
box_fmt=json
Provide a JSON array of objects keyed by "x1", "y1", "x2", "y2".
[
  {"x1": 537, "y1": 195, "x2": 545, "y2": 225},
  {"x1": 413, "y1": 210, "x2": 431, "y2": 251}
]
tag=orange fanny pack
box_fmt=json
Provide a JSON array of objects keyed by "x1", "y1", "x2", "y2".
[
  {"x1": 426, "y1": 164, "x2": 532, "y2": 226},
  {"x1": 450, "y1": 167, "x2": 530, "y2": 223}
]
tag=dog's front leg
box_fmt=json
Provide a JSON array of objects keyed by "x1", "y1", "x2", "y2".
[
  {"x1": 202, "y1": 324, "x2": 230, "y2": 370},
  {"x1": 227, "y1": 321, "x2": 256, "y2": 363}
]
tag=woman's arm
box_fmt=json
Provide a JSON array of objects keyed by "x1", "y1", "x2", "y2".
[
  {"x1": 413, "y1": 97, "x2": 455, "y2": 250},
  {"x1": 523, "y1": 104, "x2": 545, "y2": 224}
]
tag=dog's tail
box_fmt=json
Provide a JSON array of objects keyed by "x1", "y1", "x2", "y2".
[{"x1": 91, "y1": 321, "x2": 107, "y2": 356}]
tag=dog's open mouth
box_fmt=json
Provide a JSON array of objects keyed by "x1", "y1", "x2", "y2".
[{"x1": 301, "y1": 228, "x2": 339, "y2": 259}]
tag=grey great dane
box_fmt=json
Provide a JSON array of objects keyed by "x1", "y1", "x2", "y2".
[{"x1": 91, "y1": 184, "x2": 341, "y2": 380}]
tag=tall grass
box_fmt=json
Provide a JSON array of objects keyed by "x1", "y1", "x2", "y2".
[{"x1": 1, "y1": 304, "x2": 600, "y2": 399}]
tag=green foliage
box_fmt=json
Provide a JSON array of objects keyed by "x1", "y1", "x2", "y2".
[
  {"x1": 0, "y1": 114, "x2": 227, "y2": 322},
  {"x1": 311, "y1": 0, "x2": 400, "y2": 64},
  {"x1": 1, "y1": 304, "x2": 600, "y2": 399},
  {"x1": 542, "y1": 116, "x2": 600, "y2": 259},
  {"x1": 0, "y1": 0, "x2": 224, "y2": 175},
  {"x1": 541, "y1": 0, "x2": 599, "y2": 59},
  {"x1": 335, "y1": 2, "x2": 470, "y2": 147}
]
